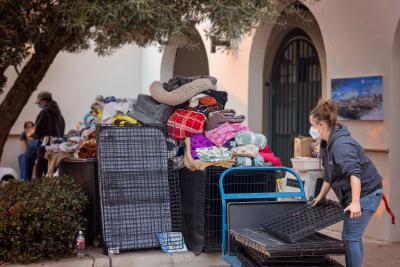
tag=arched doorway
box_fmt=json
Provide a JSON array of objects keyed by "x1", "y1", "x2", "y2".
[
  {"x1": 269, "y1": 29, "x2": 322, "y2": 166},
  {"x1": 173, "y1": 39, "x2": 209, "y2": 77},
  {"x1": 161, "y1": 29, "x2": 209, "y2": 80}
]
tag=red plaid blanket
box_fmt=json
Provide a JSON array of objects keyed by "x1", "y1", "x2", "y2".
[{"x1": 167, "y1": 109, "x2": 206, "y2": 139}]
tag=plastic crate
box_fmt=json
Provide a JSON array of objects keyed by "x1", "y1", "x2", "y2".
[
  {"x1": 260, "y1": 200, "x2": 344, "y2": 242},
  {"x1": 96, "y1": 125, "x2": 183, "y2": 253},
  {"x1": 203, "y1": 167, "x2": 278, "y2": 252},
  {"x1": 291, "y1": 157, "x2": 322, "y2": 171},
  {"x1": 58, "y1": 158, "x2": 101, "y2": 246},
  {"x1": 315, "y1": 177, "x2": 324, "y2": 197}
]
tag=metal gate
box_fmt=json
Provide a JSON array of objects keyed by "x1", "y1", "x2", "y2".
[{"x1": 269, "y1": 29, "x2": 321, "y2": 166}]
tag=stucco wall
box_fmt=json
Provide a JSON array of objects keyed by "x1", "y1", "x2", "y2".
[
  {"x1": 161, "y1": 0, "x2": 400, "y2": 241},
  {"x1": 1, "y1": 45, "x2": 144, "y2": 170},
  {"x1": 389, "y1": 19, "x2": 400, "y2": 242},
  {"x1": 247, "y1": 0, "x2": 400, "y2": 241},
  {"x1": 306, "y1": 0, "x2": 400, "y2": 242}
]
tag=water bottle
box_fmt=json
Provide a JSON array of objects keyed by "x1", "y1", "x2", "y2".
[{"x1": 76, "y1": 231, "x2": 85, "y2": 258}]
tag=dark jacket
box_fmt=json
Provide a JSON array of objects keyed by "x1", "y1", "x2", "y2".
[
  {"x1": 34, "y1": 100, "x2": 65, "y2": 142},
  {"x1": 320, "y1": 124, "x2": 382, "y2": 206}
]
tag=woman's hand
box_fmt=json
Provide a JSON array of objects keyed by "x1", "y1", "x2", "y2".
[
  {"x1": 344, "y1": 202, "x2": 362, "y2": 219},
  {"x1": 312, "y1": 181, "x2": 330, "y2": 207},
  {"x1": 312, "y1": 194, "x2": 325, "y2": 207}
]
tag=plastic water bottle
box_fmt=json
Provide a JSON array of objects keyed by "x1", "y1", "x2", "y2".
[{"x1": 76, "y1": 231, "x2": 85, "y2": 258}]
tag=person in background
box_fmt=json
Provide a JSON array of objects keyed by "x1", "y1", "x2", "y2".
[
  {"x1": 18, "y1": 121, "x2": 37, "y2": 180},
  {"x1": 76, "y1": 102, "x2": 102, "y2": 133},
  {"x1": 310, "y1": 99, "x2": 383, "y2": 267},
  {"x1": 32, "y1": 91, "x2": 65, "y2": 178}
]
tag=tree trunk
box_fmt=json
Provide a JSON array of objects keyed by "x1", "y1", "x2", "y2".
[{"x1": 0, "y1": 39, "x2": 70, "y2": 162}]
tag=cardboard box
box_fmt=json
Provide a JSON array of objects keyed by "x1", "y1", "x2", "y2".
[{"x1": 294, "y1": 136, "x2": 313, "y2": 157}]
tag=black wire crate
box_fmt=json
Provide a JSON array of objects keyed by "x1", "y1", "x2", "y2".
[
  {"x1": 260, "y1": 200, "x2": 344, "y2": 242},
  {"x1": 96, "y1": 125, "x2": 183, "y2": 253},
  {"x1": 204, "y1": 167, "x2": 278, "y2": 252},
  {"x1": 231, "y1": 228, "x2": 345, "y2": 258},
  {"x1": 234, "y1": 242, "x2": 344, "y2": 267}
]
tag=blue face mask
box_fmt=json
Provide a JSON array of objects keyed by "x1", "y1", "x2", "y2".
[
  {"x1": 309, "y1": 126, "x2": 321, "y2": 140},
  {"x1": 38, "y1": 103, "x2": 46, "y2": 109}
]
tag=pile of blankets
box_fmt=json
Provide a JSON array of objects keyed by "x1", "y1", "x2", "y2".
[
  {"x1": 43, "y1": 128, "x2": 99, "y2": 176},
  {"x1": 47, "y1": 75, "x2": 282, "y2": 175},
  {"x1": 125, "y1": 75, "x2": 282, "y2": 171}
]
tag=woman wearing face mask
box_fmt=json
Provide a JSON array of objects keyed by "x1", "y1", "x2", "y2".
[
  {"x1": 310, "y1": 99, "x2": 383, "y2": 267},
  {"x1": 32, "y1": 91, "x2": 65, "y2": 178}
]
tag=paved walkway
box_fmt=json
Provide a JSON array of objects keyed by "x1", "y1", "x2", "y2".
[
  {"x1": 2, "y1": 231, "x2": 400, "y2": 267},
  {"x1": 2, "y1": 249, "x2": 229, "y2": 267},
  {"x1": 329, "y1": 241, "x2": 400, "y2": 267},
  {"x1": 322, "y1": 229, "x2": 400, "y2": 267}
]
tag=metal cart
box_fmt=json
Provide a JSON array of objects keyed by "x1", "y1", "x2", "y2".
[{"x1": 219, "y1": 166, "x2": 307, "y2": 266}]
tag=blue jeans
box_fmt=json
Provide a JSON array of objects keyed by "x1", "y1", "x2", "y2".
[
  {"x1": 18, "y1": 153, "x2": 27, "y2": 180},
  {"x1": 342, "y1": 188, "x2": 382, "y2": 267}
]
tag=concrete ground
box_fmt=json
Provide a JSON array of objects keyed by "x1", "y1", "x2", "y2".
[
  {"x1": 1, "y1": 249, "x2": 229, "y2": 267},
  {"x1": 322, "y1": 229, "x2": 400, "y2": 267},
  {"x1": 2, "y1": 231, "x2": 400, "y2": 267},
  {"x1": 329, "y1": 241, "x2": 400, "y2": 266}
]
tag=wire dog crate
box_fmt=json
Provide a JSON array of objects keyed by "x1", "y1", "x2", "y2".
[
  {"x1": 231, "y1": 228, "x2": 345, "y2": 258},
  {"x1": 235, "y1": 243, "x2": 344, "y2": 267},
  {"x1": 204, "y1": 167, "x2": 278, "y2": 252},
  {"x1": 219, "y1": 166, "x2": 345, "y2": 267},
  {"x1": 260, "y1": 200, "x2": 344, "y2": 242},
  {"x1": 96, "y1": 125, "x2": 183, "y2": 254}
]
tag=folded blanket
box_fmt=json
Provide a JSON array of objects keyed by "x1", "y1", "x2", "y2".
[
  {"x1": 183, "y1": 138, "x2": 235, "y2": 171},
  {"x1": 112, "y1": 114, "x2": 140, "y2": 126},
  {"x1": 232, "y1": 144, "x2": 259, "y2": 158},
  {"x1": 191, "y1": 133, "x2": 215, "y2": 159},
  {"x1": 235, "y1": 131, "x2": 267, "y2": 149},
  {"x1": 205, "y1": 122, "x2": 249, "y2": 147},
  {"x1": 236, "y1": 155, "x2": 265, "y2": 167},
  {"x1": 196, "y1": 146, "x2": 232, "y2": 162},
  {"x1": 205, "y1": 109, "x2": 245, "y2": 131},
  {"x1": 128, "y1": 94, "x2": 174, "y2": 125}
]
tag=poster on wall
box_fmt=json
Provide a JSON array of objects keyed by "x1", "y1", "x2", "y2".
[{"x1": 331, "y1": 76, "x2": 383, "y2": 120}]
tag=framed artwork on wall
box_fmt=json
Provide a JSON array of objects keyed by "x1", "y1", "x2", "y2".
[{"x1": 331, "y1": 76, "x2": 383, "y2": 120}]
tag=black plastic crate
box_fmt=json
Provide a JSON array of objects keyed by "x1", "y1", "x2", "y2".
[
  {"x1": 203, "y1": 167, "x2": 278, "y2": 252},
  {"x1": 58, "y1": 158, "x2": 101, "y2": 246},
  {"x1": 96, "y1": 125, "x2": 183, "y2": 253},
  {"x1": 231, "y1": 228, "x2": 345, "y2": 258},
  {"x1": 314, "y1": 178, "x2": 324, "y2": 198},
  {"x1": 260, "y1": 200, "x2": 344, "y2": 242}
]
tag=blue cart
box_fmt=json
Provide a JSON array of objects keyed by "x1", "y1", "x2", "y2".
[{"x1": 219, "y1": 166, "x2": 307, "y2": 266}]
